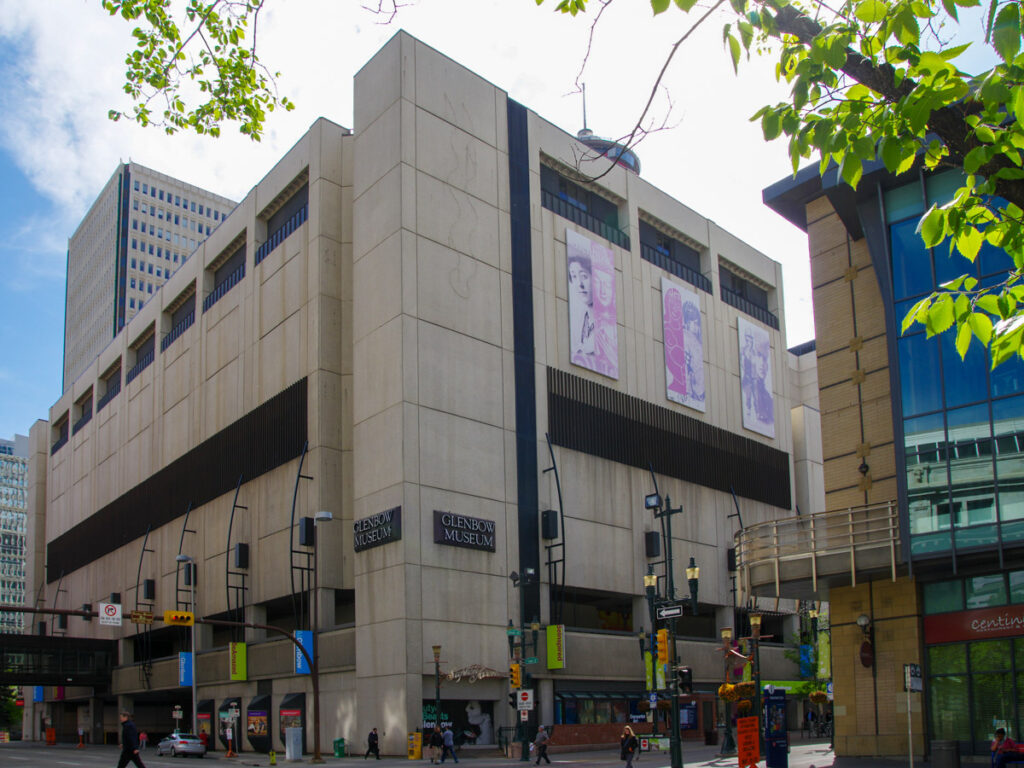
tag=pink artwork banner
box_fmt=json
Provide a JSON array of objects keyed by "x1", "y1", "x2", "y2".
[
  {"x1": 566, "y1": 230, "x2": 618, "y2": 379},
  {"x1": 662, "y1": 277, "x2": 706, "y2": 412},
  {"x1": 738, "y1": 316, "x2": 775, "y2": 438}
]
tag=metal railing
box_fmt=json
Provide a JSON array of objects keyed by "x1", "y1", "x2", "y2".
[
  {"x1": 125, "y1": 349, "x2": 155, "y2": 384},
  {"x1": 255, "y1": 205, "x2": 308, "y2": 266},
  {"x1": 202, "y1": 263, "x2": 246, "y2": 312},
  {"x1": 721, "y1": 286, "x2": 780, "y2": 329},
  {"x1": 161, "y1": 309, "x2": 195, "y2": 352},
  {"x1": 71, "y1": 405, "x2": 92, "y2": 435},
  {"x1": 735, "y1": 500, "x2": 900, "y2": 599},
  {"x1": 96, "y1": 377, "x2": 121, "y2": 412},
  {"x1": 640, "y1": 243, "x2": 712, "y2": 293},
  {"x1": 541, "y1": 190, "x2": 631, "y2": 250}
]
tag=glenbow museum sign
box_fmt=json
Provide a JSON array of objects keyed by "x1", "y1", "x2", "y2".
[{"x1": 433, "y1": 510, "x2": 496, "y2": 552}]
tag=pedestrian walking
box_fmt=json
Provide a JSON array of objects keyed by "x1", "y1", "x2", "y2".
[
  {"x1": 365, "y1": 727, "x2": 381, "y2": 759},
  {"x1": 440, "y1": 725, "x2": 459, "y2": 763},
  {"x1": 619, "y1": 725, "x2": 639, "y2": 768},
  {"x1": 532, "y1": 725, "x2": 551, "y2": 765},
  {"x1": 117, "y1": 711, "x2": 147, "y2": 768},
  {"x1": 429, "y1": 725, "x2": 443, "y2": 764},
  {"x1": 138, "y1": 731, "x2": 148, "y2": 750}
]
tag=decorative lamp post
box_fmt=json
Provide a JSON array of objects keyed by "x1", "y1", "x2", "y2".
[
  {"x1": 642, "y1": 567, "x2": 659, "y2": 736},
  {"x1": 310, "y1": 510, "x2": 334, "y2": 764},
  {"x1": 433, "y1": 645, "x2": 442, "y2": 730},
  {"x1": 174, "y1": 554, "x2": 199, "y2": 738},
  {"x1": 720, "y1": 627, "x2": 736, "y2": 755},
  {"x1": 685, "y1": 558, "x2": 699, "y2": 615},
  {"x1": 749, "y1": 612, "x2": 763, "y2": 754}
]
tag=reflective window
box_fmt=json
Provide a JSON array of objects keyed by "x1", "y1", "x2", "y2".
[
  {"x1": 966, "y1": 575, "x2": 1007, "y2": 609},
  {"x1": 924, "y1": 580, "x2": 963, "y2": 614},
  {"x1": 891, "y1": 218, "x2": 934, "y2": 299},
  {"x1": 992, "y1": 356, "x2": 1024, "y2": 399},
  {"x1": 942, "y1": 334, "x2": 988, "y2": 408},
  {"x1": 900, "y1": 334, "x2": 943, "y2": 416}
]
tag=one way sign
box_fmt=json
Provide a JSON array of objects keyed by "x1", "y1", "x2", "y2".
[{"x1": 517, "y1": 689, "x2": 534, "y2": 711}]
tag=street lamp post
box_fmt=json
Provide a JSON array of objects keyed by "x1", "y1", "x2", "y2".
[
  {"x1": 433, "y1": 645, "x2": 442, "y2": 730},
  {"x1": 311, "y1": 510, "x2": 334, "y2": 764},
  {"x1": 719, "y1": 627, "x2": 737, "y2": 756},
  {"x1": 174, "y1": 554, "x2": 199, "y2": 738}
]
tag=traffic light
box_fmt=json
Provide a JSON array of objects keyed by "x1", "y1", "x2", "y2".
[
  {"x1": 508, "y1": 693, "x2": 516, "y2": 709},
  {"x1": 510, "y1": 662, "x2": 522, "y2": 688},
  {"x1": 677, "y1": 666, "x2": 693, "y2": 694},
  {"x1": 163, "y1": 610, "x2": 195, "y2": 626},
  {"x1": 656, "y1": 628, "x2": 669, "y2": 664}
]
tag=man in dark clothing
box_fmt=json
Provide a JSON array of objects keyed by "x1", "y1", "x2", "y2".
[
  {"x1": 533, "y1": 725, "x2": 551, "y2": 765},
  {"x1": 117, "y1": 711, "x2": 147, "y2": 768},
  {"x1": 365, "y1": 727, "x2": 380, "y2": 759}
]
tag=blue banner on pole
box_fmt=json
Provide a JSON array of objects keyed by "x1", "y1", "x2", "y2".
[
  {"x1": 33, "y1": 686, "x2": 43, "y2": 702},
  {"x1": 178, "y1": 652, "x2": 193, "y2": 687},
  {"x1": 294, "y1": 630, "x2": 312, "y2": 674}
]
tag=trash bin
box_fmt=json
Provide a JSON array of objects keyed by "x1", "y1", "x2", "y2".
[
  {"x1": 334, "y1": 738, "x2": 346, "y2": 758},
  {"x1": 407, "y1": 731, "x2": 423, "y2": 760},
  {"x1": 932, "y1": 739, "x2": 960, "y2": 768},
  {"x1": 285, "y1": 727, "x2": 303, "y2": 761}
]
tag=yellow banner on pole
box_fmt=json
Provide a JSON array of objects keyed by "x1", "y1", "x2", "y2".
[
  {"x1": 229, "y1": 642, "x2": 247, "y2": 681},
  {"x1": 546, "y1": 625, "x2": 566, "y2": 669}
]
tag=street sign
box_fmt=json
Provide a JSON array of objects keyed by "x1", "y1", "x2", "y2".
[
  {"x1": 648, "y1": 692, "x2": 657, "y2": 706},
  {"x1": 99, "y1": 602, "x2": 122, "y2": 627},
  {"x1": 656, "y1": 603, "x2": 684, "y2": 620},
  {"x1": 517, "y1": 689, "x2": 534, "y2": 711},
  {"x1": 506, "y1": 627, "x2": 522, "y2": 636},
  {"x1": 523, "y1": 656, "x2": 539, "y2": 665},
  {"x1": 904, "y1": 663, "x2": 922, "y2": 693},
  {"x1": 129, "y1": 610, "x2": 154, "y2": 625},
  {"x1": 520, "y1": 709, "x2": 529, "y2": 722}
]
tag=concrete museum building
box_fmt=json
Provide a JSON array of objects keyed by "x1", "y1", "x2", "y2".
[{"x1": 22, "y1": 33, "x2": 818, "y2": 753}]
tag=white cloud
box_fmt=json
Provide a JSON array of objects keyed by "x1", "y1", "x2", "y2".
[{"x1": 0, "y1": 0, "x2": 814, "y2": 341}]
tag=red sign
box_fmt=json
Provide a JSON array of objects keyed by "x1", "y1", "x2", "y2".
[
  {"x1": 737, "y1": 716, "x2": 759, "y2": 768},
  {"x1": 198, "y1": 713, "x2": 211, "y2": 720},
  {"x1": 280, "y1": 709, "x2": 301, "y2": 717},
  {"x1": 924, "y1": 605, "x2": 1024, "y2": 644}
]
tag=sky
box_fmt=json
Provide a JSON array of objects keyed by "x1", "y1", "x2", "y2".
[{"x1": 0, "y1": 0, "x2": 992, "y2": 440}]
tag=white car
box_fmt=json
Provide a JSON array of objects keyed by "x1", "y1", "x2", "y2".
[{"x1": 157, "y1": 732, "x2": 207, "y2": 757}]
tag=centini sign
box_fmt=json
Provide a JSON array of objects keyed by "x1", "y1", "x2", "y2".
[{"x1": 924, "y1": 605, "x2": 1024, "y2": 644}]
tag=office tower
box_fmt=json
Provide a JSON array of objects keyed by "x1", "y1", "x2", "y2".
[
  {"x1": 63, "y1": 162, "x2": 237, "y2": 389},
  {"x1": 0, "y1": 434, "x2": 28, "y2": 633}
]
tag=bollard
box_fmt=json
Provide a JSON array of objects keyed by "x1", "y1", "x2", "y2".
[{"x1": 269, "y1": 749, "x2": 277, "y2": 765}]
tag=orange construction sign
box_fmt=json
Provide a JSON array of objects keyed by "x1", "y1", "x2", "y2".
[{"x1": 736, "y1": 716, "x2": 759, "y2": 768}]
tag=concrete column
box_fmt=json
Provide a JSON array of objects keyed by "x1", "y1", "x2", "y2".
[
  {"x1": 89, "y1": 697, "x2": 104, "y2": 746},
  {"x1": 246, "y1": 603, "x2": 267, "y2": 643}
]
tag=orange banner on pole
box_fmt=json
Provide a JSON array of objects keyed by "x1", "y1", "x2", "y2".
[{"x1": 736, "y1": 716, "x2": 759, "y2": 768}]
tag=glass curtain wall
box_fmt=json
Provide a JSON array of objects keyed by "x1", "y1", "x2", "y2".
[{"x1": 889, "y1": 172, "x2": 1024, "y2": 557}]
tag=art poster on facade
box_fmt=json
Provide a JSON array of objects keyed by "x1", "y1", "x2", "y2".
[
  {"x1": 229, "y1": 642, "x2": 247, "y2": 681},
  {"x1": 738, "y1": 316, "x2": 775, "y2": 438},
  {"x1": 566, "y1": 229, "x2": 618, "y2": 379},
  {"x1": 546, "y1": 624, "x2": 566, "y2": 670},
  {"x1": 420, "y1": 699, "x2": 495, "y2": 745},
  {"x1": 661, "y1": 277, "x2": 705, "y2": 412}
]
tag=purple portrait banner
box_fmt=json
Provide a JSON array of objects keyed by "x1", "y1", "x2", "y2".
[
  {"x1": 567, "y1": 230, "x2": 618, "y2": 379},
  {"x1": 662, "y1": 277, "x2": 706, "y2": 412},
  {"x1": 738, "y1": 317, "x2": 775, "y2": 438}
]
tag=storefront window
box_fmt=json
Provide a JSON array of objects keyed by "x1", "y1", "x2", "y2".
[
  {"x1": 929, "y1": 675, "x2": 971, "y2": 741},
  {"x1": 974, "y1": 672, "x2": 1015, "y2": 748},
  {"x1": 966, "y1": 577, "x2": 1008, "y2": 609},
  {"x1": 924, "y1": 580, "x2": 964, "y2": 614},
  {"x1": 929, "y1": 643, "x2": 967, "y2": 673}
]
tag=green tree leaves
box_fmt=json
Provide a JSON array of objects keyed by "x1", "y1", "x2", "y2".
[{"x1": 104, "y1": 0, "x2": 293, "y2": 141}]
